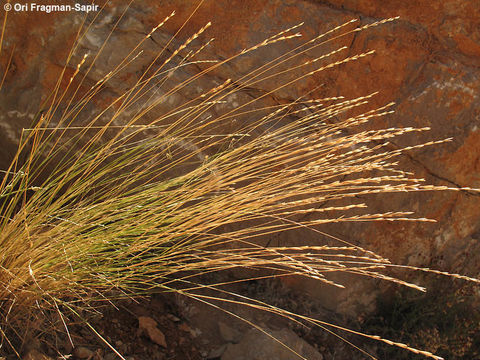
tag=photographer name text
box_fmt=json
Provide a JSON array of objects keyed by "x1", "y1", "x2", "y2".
[{"x1": 4, "y1": 3, "x2": 99, "y2": 13}]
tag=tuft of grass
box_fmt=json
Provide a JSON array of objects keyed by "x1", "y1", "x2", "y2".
[{"x1": 0, "y1": 3, "x2": 477, "y2": 359}]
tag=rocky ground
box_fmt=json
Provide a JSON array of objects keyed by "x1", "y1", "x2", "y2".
[
  {"x1": 12, "y1": 274, "x2": 480, "y2": 360},
  {"x1": 17, "y1": 282, "x2": 357, "y2": 360}
]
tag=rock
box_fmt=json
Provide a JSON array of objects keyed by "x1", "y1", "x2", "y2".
[
  {"x1": 167, "y1": 314, "x2": 181, "y2": 323},
  {"x1": 104, "y1": 353, "x2": 120, "y2": 360},
  {"x1": 22, "y1": 349, "x2": 54, "y2": 360},
  {"x1": 221, "y1": 327, "x2": 323, "y2": 360},
  {"x1": 178, "y1": 322, "x2": 191, "y2": 332},
  {"x1": 218, "y1": 321, "x2": 242, "y2": 343},
  {"x1": 192, "y1": 327, "x2": 203, "y2": 338},
  {"x1": 207, "y1": 344, "x2": 228, "y2": 359},
  {"x1": 137, "y1": 316, "x2": 167, "y2": 348},
  {"x1": 72, "y1": 346, "x2": 94, "y2": 359}
]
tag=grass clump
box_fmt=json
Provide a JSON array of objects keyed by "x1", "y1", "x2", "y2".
[{"x1": 0, "y1": 3, "x2": 477, "y2": 359}]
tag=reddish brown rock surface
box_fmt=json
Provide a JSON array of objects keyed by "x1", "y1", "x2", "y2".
[{"x1": 1, "y1": 0, "x2": 479, "y2": 323}]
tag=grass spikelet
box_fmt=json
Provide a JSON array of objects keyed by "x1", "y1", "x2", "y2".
[{"x1": 0, "y1": 5, "x2": 478, "y2": 359}]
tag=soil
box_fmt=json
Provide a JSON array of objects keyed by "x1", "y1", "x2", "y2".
[
  {"x1": 12, "y1": 280, "x2": 363, "y2": 360},
  {"x1": 16, "y1": 293, "x2": 204, "y2": 360},
  {"x1": 6, "y1": 276, "x2": 480, "y2": 360}
]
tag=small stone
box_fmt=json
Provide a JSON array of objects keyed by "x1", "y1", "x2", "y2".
[
  {"x1": 221, "y1": 328, "x2": 323, "y2": 360},
  {"x1": 178, "y1": 322, "x2": 191, "y2": 332},
  {"x1": 218, "y1": 322, "x2": 241, "y2": 343},
  {"x1": 72, "y1": 346, "x2": 94, "y2": 359},
  {"x1": 137, "y1": 316, "x2": 167, "y2": 348},
  {"x1": 104, "y1": 353, "x2": 119, "y2": 360},
  {"x1": 189, "y1": 327, "x2": 202, "y2": 338},
  {"x1": 22, "y1": 349, "x2": 54, "y2": 360},
  {"x1": 166, "y1": 314, "x2": 181, "y2": 322},
  {"x1": 207, "y1": 344, "x2": 227, "y2": 359}
]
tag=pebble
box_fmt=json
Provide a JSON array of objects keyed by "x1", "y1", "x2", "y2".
[
  {"x1": 207, "y1": 344, "x2": 227, "y2": 359},
  {"x1": 178, "y1": 322, "x2": 191, "y2": 332},
  {"x1": 72, "y1": 346, "x2": 94, "y2": 359},
  {"x1": 137, "y1": 316, "x2": 167, "y2": 348},
  {"x1": 22, "y1": 349, "x2": 54, "y2": 360},
  {"x1": 218, "y1": 322, "x2": 241, "y2": 343},
  {"x1": 104, "y1": 353, "x2": 119, "y2": 360},
  {"x1": 166, "y1": 314, "x2": 180, "y2": 322}
]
